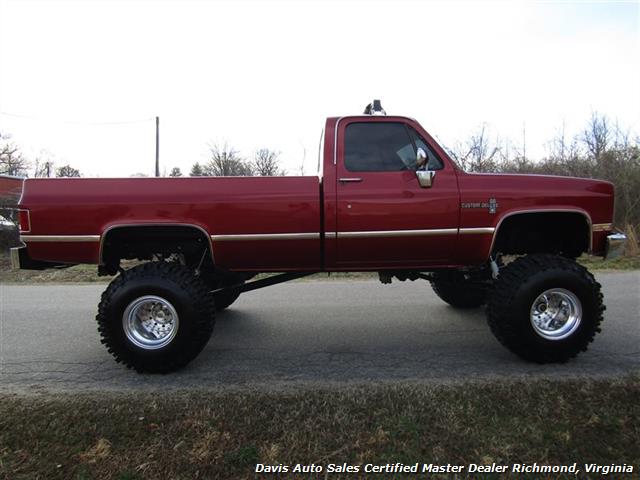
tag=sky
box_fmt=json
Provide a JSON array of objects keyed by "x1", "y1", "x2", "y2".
[{"x1": 0, "y1": 0, "x2": 638, "y2": 177}]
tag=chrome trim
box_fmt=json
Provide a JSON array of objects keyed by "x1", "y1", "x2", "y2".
[
  {"x1": 592, "y1": 223, "x2": 613, "y2": 232},
  {"x1": 488, "y1": 209, "x2": 593, "y2": 257},
  {"x1": 211, "y1": 232, "x2": 320, "y2": 242},
  {"x1": 464, "y1": 171, "x2": 612, "y2": 182},
  {"x1": 416, "y1": 170, "x2": 436, "y2": 188},
  {"x1": 99, "y1": 223, "x2": 215, "y2": 265},
  {"x1": 21, "y1": 235, "x2": 100, "y2": 242},
  {"x1": 212, "y1": 228, "x2": 461, "y2": 242},
  {"x1": 338, "y1": 177, "x2": 363, "y2": 183},
  {"x1": 208, "y1": 226, "x2": 498, "y2": 243},
  {"x1": 530, "y1": 288, "x2": 582, "y2": 341},
  {"x1": 416, "y1": 147, "x2": 427, "y2": 166},
  {"x1": 17, "y1": 177, "x2": 26, "y2": 208},
  {"x1": 337, "y1": 228, "x2": 457, "y2": 239},
  {"x1": 123, "y1": 295, "x2": 179, "y2": 350},
  {"x1": 10, "y1": 246, "x2": 22, "y2": 269},
  {"x1": 459, "y1": 227, "x2": 496, "y2": 235},
  {"x1": 605, "y1": 232, "x2": 627, "y2": 260},
  {"x1": 334, "y1": 117, "x2": 346, "y2": 165}
]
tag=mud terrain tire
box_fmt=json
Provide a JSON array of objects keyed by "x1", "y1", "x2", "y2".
[
  {"x1": 213, "y1": 282, "x2": 243, "y2": 311},
  {"x1": 487, "y1": 254, "x2": 604, "y2": 363},
  {"x1": 96, "y1": 262, "x2": 215, "y2": 373}
]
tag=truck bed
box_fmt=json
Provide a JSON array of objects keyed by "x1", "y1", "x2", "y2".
[{"x1": 19, "y1": 176, "x2": 322, "y2": 270}]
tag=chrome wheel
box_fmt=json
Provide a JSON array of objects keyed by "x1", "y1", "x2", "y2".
[
  {"x1": 123, "y1": 295, "x2": 179, "y2": 350},
  {"x1": 530, "y1": 288, "x2": 582, "y2": 341}
]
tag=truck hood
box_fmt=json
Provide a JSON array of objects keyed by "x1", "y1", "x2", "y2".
[{"x1": 457, "y1": 171, "x2": 615, "y2": 225}]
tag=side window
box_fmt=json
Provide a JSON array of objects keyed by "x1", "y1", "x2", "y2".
[
  {"x1": 344, "y1": 122, "x2": 416, "y2": 172},
  {"x1": 408, "y1": 126, "x2": 444, "y2": 171}
]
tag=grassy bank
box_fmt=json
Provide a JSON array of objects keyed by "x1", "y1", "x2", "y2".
[
  {"x1": 1, "y1": 377, "x2": 638, "y2": 479},
  {"x1": 0, "y1": 253, "x2": 638, "y2": 284},
  {"x1": 576, "y1": 254, "x2": 640, "y2": 270}
]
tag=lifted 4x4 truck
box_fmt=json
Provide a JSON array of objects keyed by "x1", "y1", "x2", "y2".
[{"x1": 9, "y1": 101, "x2": 627, "y2": 373}]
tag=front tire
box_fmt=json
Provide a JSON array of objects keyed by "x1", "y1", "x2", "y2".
[
  {"x1": 96, "y1": 262, "x2": 215, "y2": 373},
  {"x1": 487, "y1": 254, "x2": 604, "y2": 363}
]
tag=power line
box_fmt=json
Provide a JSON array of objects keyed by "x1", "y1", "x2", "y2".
[{"x1": 0, "y1": 111, "x2": 154, "y2": 126}]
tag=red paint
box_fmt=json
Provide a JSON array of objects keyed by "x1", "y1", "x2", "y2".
[
  {"x1": 456, "y1": 171, "x2": 613, "y2": 263},
  {"x1": 333, "y1": 116, "x2": 460, "y2": 267},
  {"x1": 13, "y1": 116, "x2": 616, "y2": 271}
]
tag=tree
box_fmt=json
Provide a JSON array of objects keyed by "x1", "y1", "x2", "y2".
[
  {"x1": 253, "y1": 148, "x2": 285, "y2": 176},
  {"x1": 190, "y1": 163, "x2": 204, "y2": 176},
  {"x1": 488, "y1": 114, "x2": 640, "y2": 229},
  {"x1": 33, "y1": 160, "x2": 54, "y2": 178},
  {"x1": 581, "y1": 112, "x2": 611, "y2": 160},
  {"x1": 36, "y1": 162, "x2": 52, "y2": 177},
  {"x1": 0, "y1": 132, "x2": 28, "y2": 177},
  {"x1": 169, "y1": 167, "x2": 183, "y2": 177},
  {"x1": 56, "y1": 164, "x2": 81, "y2": 177},
  {"x1": 299, "y1": 143, "x2": 306, "y2": 176},
  {"x1": 204, "y1": 142, "x2": 252, "y2": 176},
  {"x1": 447, "y1": 124, "x2": 501, "y2": 172}
]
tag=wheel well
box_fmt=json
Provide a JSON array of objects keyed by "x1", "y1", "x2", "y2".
[
  {"x1": 492, "y1": 212, "x2": 590, "y2": 258},
  {"x1": 100, "y1": 225, "x2": 213, "y2": 273}
]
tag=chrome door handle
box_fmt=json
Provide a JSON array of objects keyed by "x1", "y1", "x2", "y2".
[{"x1": 339, "y1": 177, "x2": 363, "y2": 183}]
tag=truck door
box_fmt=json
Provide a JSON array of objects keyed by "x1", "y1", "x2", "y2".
[{"x1": 335, "y1": 118, "x2": 459, "y2": 267}]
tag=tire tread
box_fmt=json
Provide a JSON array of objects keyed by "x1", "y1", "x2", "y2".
[
  {"x1": 487, "y1": 254, "x2": 604, "y2": 363},
  {"x1": 431, "y1": 273, "x2": 488, "y2": 309},
  {"x1": 96, "y1": 262, "x2": 215, "y2": 373}
]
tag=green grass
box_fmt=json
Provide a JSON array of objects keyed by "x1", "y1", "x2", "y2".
[
  {"x1": 0, "y1": 258, "x2": 106, "y2": 283},
  {"x1": 576, "y1": 254, "x2": 640, "y2": 270},
  {"x1": 1, "y1": 377, "x2": 638, "y2": 479}
]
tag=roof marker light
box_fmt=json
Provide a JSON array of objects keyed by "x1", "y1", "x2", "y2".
[{"x1": 363, "y1": 99, "x2": 386, "y2": 116}]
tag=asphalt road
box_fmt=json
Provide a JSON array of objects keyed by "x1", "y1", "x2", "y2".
[{"x1": 1, "y1": 272, "x2": 638, "y2": 392}]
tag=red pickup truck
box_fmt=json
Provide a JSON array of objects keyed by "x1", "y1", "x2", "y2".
[{"x1": 9, "y1": 102, "x2": 627, "y2": 373}]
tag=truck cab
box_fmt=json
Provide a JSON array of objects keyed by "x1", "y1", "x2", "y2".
[{"x1": 322, "y1": 115, "x2": 460, "y2": 268}]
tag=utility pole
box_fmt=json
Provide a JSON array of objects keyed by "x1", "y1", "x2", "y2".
[{"x1": 155, "y1": 116, "x2": 160, "y2": 177}]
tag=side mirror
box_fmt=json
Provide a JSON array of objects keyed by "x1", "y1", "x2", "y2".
[
  {"x1": 416, "y1": 147, "x2": 428, "y2": 169},
  {"x1": 415, "y1": 148, "x2": 435, "y2": 187},
  {"x1": 416, "y1": 170, "x2": 436, "y2": 188}
]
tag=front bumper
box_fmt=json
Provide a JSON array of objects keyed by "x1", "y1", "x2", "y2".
[{"x1": 605, "y1": 232, "x2": 627, "y2": 260}]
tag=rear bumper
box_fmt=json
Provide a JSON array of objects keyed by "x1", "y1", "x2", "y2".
[
  {"x1": 10, "y1": 246, "x2": 22, "y2": 269},
  {"x1": 605, "y1": 232, "x2": 627, "y2": 260},
  {"x1": 10, "y1": 245, "x2": 66, "y2": 270}
]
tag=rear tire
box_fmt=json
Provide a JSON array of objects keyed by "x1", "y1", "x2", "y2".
[
  {"x1": 430, "y1": 271, "x2": 489, "y2": 309},
  {"x1": 213, "y1": 286, "x2": 242, "y2": 311},
  {"x1": 487, "y1": 254, "x2": 604, "y2": 363},
  {"x1": 96, "y1": 262, "x2": 215, "y2": 373}
]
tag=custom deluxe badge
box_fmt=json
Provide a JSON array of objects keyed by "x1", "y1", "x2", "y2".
[{"x1": 461, "y1": 198, "x2": 499, "y2": 214}]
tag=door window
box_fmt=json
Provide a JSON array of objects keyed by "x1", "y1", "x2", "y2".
[
  {"x1": 344, "y1": 122, "x2": 416, "y2": 172},
  {"x1": 344, "y1": 122, "x2": 444, "y2": 172}
]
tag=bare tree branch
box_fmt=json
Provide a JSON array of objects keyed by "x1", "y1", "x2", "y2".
[
  {"x1": 0, "y1": 132, "x2": 29, "y2": 177},
  {"x1": 205, "y1": 142, "x2": 252, "y2": 176},
  {"x1": 253, "y1": 148, "x2": 285, "y2": 176}
]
